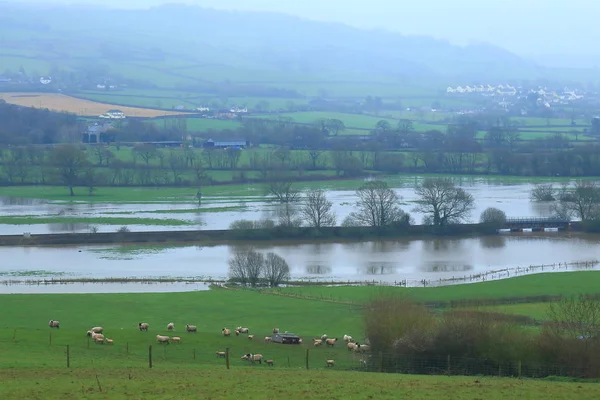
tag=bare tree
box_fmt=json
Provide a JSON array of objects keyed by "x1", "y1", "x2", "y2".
[
  {"x1": 557, "y1": 181, "x2": 600, "y2": 221},
  {"x1": 228, "y1": 248, "x2": 265, "y2": 287},
  {"x1": 344, "y1": 181, "x2": 411, "y2": 228},
  {"x1": 268, "y1": 180, "x2": 301, "y2": 203},
  {"x1": 413, "y1": 178, "x2": 474, "y2": 226},
  {"x1": 263, "y1": 252, "x2": 291, "y2": 287},
  {"x1": 547, "y1": 296, "x2": 600, "y2": 340},
  {"x1": 301, "y1": 189, "x2": 337, "y2": 228},
  {"x1": 50, "y1": 144, "x2": 89, "y2": 196},
  {"x1": 132, "y1": 144, "x2": 157, "y2": 166},
  {"x1": 530, "y1": 183, "x2": 556, "y2": 202},
  {"x1": 276, "y1": 203, "x2": 303, "y2": 228}
]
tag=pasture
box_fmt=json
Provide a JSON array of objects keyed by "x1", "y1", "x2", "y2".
[{"x1": 0, "y1": 93, "x2": 191, "y2": 117}]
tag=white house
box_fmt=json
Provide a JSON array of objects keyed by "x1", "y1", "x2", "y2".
[
  {"x1": 39, "y1": 77, "x2": 52, "y2": 85},
  {"x1": 99, "y1": 109, "x2": 126, "y2": 119},
  {"x1": 197, "y1": 106, "x2": 210, "y2": 112},
  {"x1": 230, "y1": 106, "x2": 248, "y2": 113}
]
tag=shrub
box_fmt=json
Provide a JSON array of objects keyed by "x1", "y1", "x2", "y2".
[
  {"x1": 530, "y1": 184, "x2": 556, "y2": 201},
  {"x1": 479, "y1": 207, "x2": 507, "y2": 226}
]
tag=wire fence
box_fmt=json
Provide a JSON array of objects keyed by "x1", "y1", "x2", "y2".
[{"x1": 2, "y1": 333, "x2": 599, "y2": 379}]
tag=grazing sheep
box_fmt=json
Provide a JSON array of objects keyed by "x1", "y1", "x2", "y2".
[
  {"x1": 264, "y1": 336, "x2": 272, "y2": 343},
  {"x1": 87, "y1": 327, "x2": 103, "y2": 336},
  {"x1": 247, "y1": 335, "x2": 254, "y2": 340},
  {"x1": 235, "y1": 329, "x2": 240, "y2": 336},
  {"x1": 94, "y1": 336, "x2": 104, "y2": 344},
  {"x1": 273, "y1": 328, "x2": 279, "y2": 334},
  {"x1": 236, "y1": 327, "x2": 249, "y2": 334},
  {"x1": 347, "y1": 342, "x2": 357, "y2": 351},
  {"x1": 241, "y1": 353, "x2": 263, "y2": 364},
  {"x1": 320, "y1": 334, "x2": 328, "y2": 341},
  {"x1": 91, "y1": 333, "x2": 104, "y2": 341},
  {"x1": 105, "y1": 339, "x2": 114, "y2": 345},
  {"x1": 171, "y1": 337, "x2": 181, "y2": 343},
  {"x1": 266, "y1": 360, "x2": 274, "y2": 366},
  {"x1": 186, "y1": 324, "x2": 197, "y2": 333},
  {"x1": 48, "y1": 320, "x2": 60, "y2": 329},
  {"x1": 222, "y1": 328, "x2": 231, "y2": 337},
  {"x1": 326, "y1": 359, "x2": 335, "y2": 367},
  {"x1": 298, "y1": 338, "x2": 303, "y2": 344},
  {"x1": 313, "y1": 340, "x2": 323, "y2": 347},
  {"x1": 138, "y1": 322, "x2": 149, "y2": 331},
  {"x1": 326, "y1": 338, "x2": 338, "y2": 347},
  {"x1": 354, "y1": 344, "x2": 370, "y2": 353},
  {"x1": 156, "y1": 335, "x2": 170, "y2": 344},
  {"x1": 167, "y1": 323, "x2": 175, "y2": 331},
  {"x1": 343, "y1": 335, "x2": 353, "y2": 342},
  {"x1": 216, "y1": 351, "x2": 227, "y2": 358}
]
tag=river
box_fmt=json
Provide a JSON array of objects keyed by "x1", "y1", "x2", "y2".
[{"x1": 0, "y1": 233, "x2": 598, "y2": 293}]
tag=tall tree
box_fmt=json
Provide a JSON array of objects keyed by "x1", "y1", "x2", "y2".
[
  {"x1": 413, "y1": 178, "x2": 475, "y2": 226},
  {"x1": 228, "y1": 248, "x2": 265, "y2": 287},
  {"x1": 301, "y1": 189, "x2": 337, "y2": 228},
  {"x1": 558, "y1": 181, "x2": 600, "y2": 221},
  {"x1": 262, "y1": 252, "x2": 291, "y2": 287},
  {"x1": 344, "y1": 181, "x2": 410, "y2": 228},
  {"x1": 51, "y1": 144, "x2": 89, "y2": 196}
]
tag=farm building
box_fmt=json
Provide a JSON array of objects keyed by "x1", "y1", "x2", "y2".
[
  {"x1": 99, "y1": 109, "x2": 126, "y2": 119},
  {"x1": 271, "y1": 332, "x2": 301, "y2": 345},
  {"x1": 82, "y1": 122, "x2": 114, "y2": 143},
  {"x1": 202, "y1": 139, "x2": 250, "y2": 149}
]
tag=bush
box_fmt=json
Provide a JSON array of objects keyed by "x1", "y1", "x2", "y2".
[
  {"x1": 117, "y1": 226, "x2": 130, "y2": 233},
  {"x1": 479, "y1": 207, "x2": 507, "y2": 226},
  {"x1": 530, "y1": 184, "x2": 556, "y2": 201}
]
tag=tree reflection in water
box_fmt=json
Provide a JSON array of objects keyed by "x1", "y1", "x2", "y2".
[
  {"x1": 305, "y1": 264, "x2": 332, "y2": 275},
  {"x1": 362, "y1": 262, "x2": 397, "y2": 275},
  {"x1": 480, "y1": 235, "x2": 506, "y2": 249}
]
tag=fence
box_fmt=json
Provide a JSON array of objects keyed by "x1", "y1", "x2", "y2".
[{"x1": 2, "y1": 331, "x2": 599, "y2": 379}]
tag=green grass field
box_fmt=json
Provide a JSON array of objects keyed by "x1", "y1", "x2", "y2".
[{"x1": 1, "y1": 367, "x2": 597, "y2": 400}]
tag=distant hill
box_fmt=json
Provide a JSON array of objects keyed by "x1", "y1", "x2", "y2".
[{"x1": 0, "y1": 3, "x2": 591, "y2": 95}]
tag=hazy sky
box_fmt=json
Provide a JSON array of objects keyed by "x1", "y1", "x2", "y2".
[{"x1": 10, "y1": 0, "x2": 599, "y2": 56}]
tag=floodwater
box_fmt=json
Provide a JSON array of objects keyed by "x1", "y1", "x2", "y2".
[
  {"x1": 1, "y1": 233, "x2": 599, "y2": 293},
  {"x1": 0, "y1": 281, "x2": 212, "y2": 294},
  {"x1": 0, "y1": 179, "x2": 555, "y2": 234}
]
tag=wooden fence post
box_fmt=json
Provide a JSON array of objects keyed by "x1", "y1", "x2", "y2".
[
  {"x1": 148, "y1": 345, "x2": 152, "y2": 368},
  {"x1": 518, "y1": 360, "x2": 522, "y2": 379},
  {"x1": 12, "y1": 329, "x2": 16, "y2": 341},
  {"x1": 49, "y1": 332, "x2": 52, "y2": 346},
  {"x1": 447, "y1": 355, "x2": 451, "y2": 375},
  {"x1": 193, "y1": 348, "x2": 196, "y2": 360},
  {"x1": 66, "y1": 345, "x2": 70, "y2": 368},
  {"x1": 305, "y1": 349, "x2": 309, "y2": 370},
  {"x1": 287, "y1": 356, "x2": 290, "y2": 368},
  {"x1": 126, "y1": 342, "x2": 129, "y2": 354},
  {"x1": 226, "y1": 348, "x2": 230, "y2": 370}
]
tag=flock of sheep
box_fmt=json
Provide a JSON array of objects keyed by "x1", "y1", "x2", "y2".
[{"x1": 48, "y1": 320, "x2": 369, "y2": 368}]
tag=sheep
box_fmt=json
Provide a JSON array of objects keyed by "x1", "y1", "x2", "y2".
[
  {"x1": 326, "y1": 359, "x2": 335, "y2": 367},
  {"x1": 359, "y1": 359, "x2": 367, "y2": 368},
  {"x1": 167, "y1": 323, "x2": 175, "y2": 331},
  {"x1": 347, "y1": 342, "x2": 357, "y2": 351},
  {"x1": 87, "y1": 327, "x2": 103, "y2": 336},
  {"x1": 94, "y1": 337, "x2": 104, "y2": 344},
  {"x1": 236, "y1": 327, "x2": 249, "y2": 334},
  {"x1": 186, "y1": 324, "x2": 197, "y2": 333},
  {"x1": 326, "y1": 338, "x2": 338, "y2": 347},
  {"x1": 138, "y1": 322, "x2": 149, "y2": 331},
  {"x1": 216, "y1": 351, "x2": 227, "y2": 358},
  {"x1": 235, "y1": 329, "x2": 240, "y2": 336},
  {"x1": 343, "y1": 335, "x2": 353, "y2": 342},
  {"x1": 247, "y1": 335, "x2": 254, "y2": 340},
  {"x1": 320, "y1": 334, "x2": 328, "y2": 341},
  {"x1": 91, "y1": 333, "x2": 104, "y2": 341},
  {"x1": 105, "y1": 339, "x2": 114, "y2": 345},
  {"x1": 48, "y1": 320, "x2": 60, "y2": 329},
  {"x1": 264, "y1": 336, "x2": 272, "y2": 343},
  {"x1": 222, "y1": 328, "x2": 231, "y2": 337},
  {"x1": 354, "y1": 344, "x2": 370, "y2": 353},
  {"x1": 273, "y1": 328, "x2": 279, "y2": 334},
  {"x1": 266, "y1": 360, "x2": 274, "y2": 366},
  {"x1": 156, "y1": 335, "x2": 170, "y2": 344},
  {"x1": 298, "y1": 338, "x2": 303, "y2": 344},
  {"x1": 171, "y1": 336, "x2": 181, "y2": 343},
  {"x1": 313, "y1": 340, "x2": 323, "y2": 347},
  {"x1": 241, "y1": 353, "x2": 263, "y2": 364}
]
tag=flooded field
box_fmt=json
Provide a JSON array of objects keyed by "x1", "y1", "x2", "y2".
[
  {"x1": 0, "y1": 233, "x2": 598, "y2": 293},
  {"x1": 0, "y1": 179, "x2": 555, "y2": 235}
]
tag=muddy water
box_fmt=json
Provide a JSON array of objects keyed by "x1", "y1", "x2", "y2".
[
  {"x1": 1, "y1": 233, "x2": 598, "y2": 294},
  {"x1": 0, "y1": 281, "x2": 212, "y2": 294},
  {"x1": 0, "y1": 180, "x2": 554, "y2": 234}
]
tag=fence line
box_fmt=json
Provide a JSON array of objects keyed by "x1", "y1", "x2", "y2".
[{"x1": 2, "y1": 337, "x2": 598, "y2": 379}]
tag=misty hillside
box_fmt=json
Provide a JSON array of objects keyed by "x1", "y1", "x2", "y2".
[{"x1": 0, "y1": 3, "x2": 550, "y2": 89}]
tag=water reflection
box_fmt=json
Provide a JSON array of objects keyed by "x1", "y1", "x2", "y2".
[
  {"x1": 305, "y1": 264, "x2": 332, "y2": 275},
  {"x1": 420, "y1": 262, "x2": 474, "y2": 273},
  {"x1": 480, "y1": 235, "x2": 506, "y2": 249},
  {"x1": 422, "y1": 239, "x2": 463, "y2": 252},
  {"x1": 48, "y1": 223, "x2": 90, "y2": 232},
  {"x1": 0, "y1": 196, "x2": 46, "y2": 206},
  {"x1": 362, "y1": 262, "x2": 397, "y2": 275}
]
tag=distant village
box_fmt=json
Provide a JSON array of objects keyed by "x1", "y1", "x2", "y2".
[{"x1": 446, "y1": 84, "x2": 590, "y2": 107}]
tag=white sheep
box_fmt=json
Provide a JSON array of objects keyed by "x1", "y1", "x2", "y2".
[
  {"x1": 343, "y1": 335, "x2": 353, "y2": 342},
  {"x1": 354, "y1": 344, "x2": 370, "y2": 353},
  {"x1": 236, "y1": 327, "x2": 249, "y2": 334},
  {"x1": 91, "y1": 333, "x2": 104, "y2": 341},
  {"x1": 156, "y1": 335, "x2": 170, "y2": 344},
  {"x1": 235, "y1": 329, "x2": 240, "y2": 336},
  {"x1": 320, "y1": 334, "x2": 328, "y2": 341},
  {"x1": 222, "y1": 328, "x2": 231, "y2": 337},
  {"x1": 266, "y1": 359, "x2": 274, "y2": 366},
  {"x1": 273, "y1": 328, "x2": 279, "y2": 334},
  {"x1": 48, "y1": 320, "x2": 60, "y2": 329},
  {"x1": 325, "y1": 338, "x2": 338, "y2": 347},
  {"x1": 94, "y1": 336, "x2": 104, "y2": 344},
  {"x1": 87, "y1": 327, "x2": 103, "y2": 336},
  {"x1": 264, "y1": 336, "x2": 272, "y2": 343},
  {"x1": 186, "y1": 324, "x2": 197, "y2": 333},
  {"x1": 171, "y1": 336, "x2": 181, "y2": 343},
  {"x1": 167, "y1": 323, "x2": 175, "y2": 331},
  {"x1": 313, "y1": 339, "x2": 323, "y2": 347},
  {"x1": 241, "y1": 353, "x2": 263, "y2": 364},
  {"x1": 138, "y1": 322, "x2": 149, "y2": 331},
  {"x1": 105, "y1": 339, "x2": 114, "y2": 345},
  {"x1": 247, "y1": 335, "x2": 254, "y2": 340},
  {"x1": 326, "y1": 359, "x2": 335, "y2": 367},
  {"x1": 216, "y1": 351, "x2": 227, "y2": 358},
  {"x1": 347, "y1": 342, "x2": 357, "y2": 351}
]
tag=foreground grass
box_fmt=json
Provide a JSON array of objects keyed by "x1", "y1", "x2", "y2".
[
  {"x1": 0, "y1": 367, "x2": 597, "y2": 400},
  {"x1": 265, "y1": 272, "x2": 600, "y2": 303}
]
